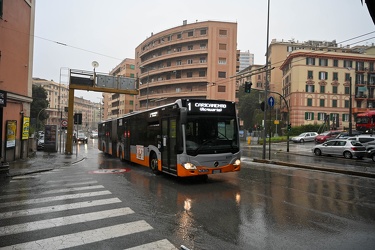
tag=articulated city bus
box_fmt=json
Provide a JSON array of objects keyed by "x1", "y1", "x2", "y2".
[
  {"x1": 98, "y1": 99, "x2": 241, "y2": 178},
  {"x1": 356, "y1": 110, "x2": 375, "y2": 133}
]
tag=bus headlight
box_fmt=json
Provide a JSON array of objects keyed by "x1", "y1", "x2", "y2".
[
  {"x1": 183, "y1": 162, "x2": 197, "y2": 170},
  {"x1": 234, "y1": 159, "x2": 241, "y2": 166}
]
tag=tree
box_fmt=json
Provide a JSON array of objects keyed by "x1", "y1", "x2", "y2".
[
  {"x1": 31, "y1": 85, "x2": 49, "y2": 132},
  {"x1": 237, "y1": 89, "x2": 263, "y2": 131}
]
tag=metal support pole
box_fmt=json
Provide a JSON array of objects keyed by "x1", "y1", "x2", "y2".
[
  {"x1": 349, "y1": 76, "x2": 353, "y2": 136},
  {"x1": 262, "y1": 0, "x2": 270, "y2": 159}
]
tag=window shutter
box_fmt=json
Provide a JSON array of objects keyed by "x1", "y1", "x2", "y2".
[
  {"x1": 305, "y1": 112, "x2": 308, "y2": 120},
  {"x1": 311, "y1": 113, "x2": 314, "y2": 120}
]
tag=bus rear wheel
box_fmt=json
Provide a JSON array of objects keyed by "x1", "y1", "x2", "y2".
[{"x1": 150, "y1": 153, "x2": 160, "y2": 175}]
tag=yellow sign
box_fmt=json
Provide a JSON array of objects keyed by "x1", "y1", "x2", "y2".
[
  {"x1": 274, "y1": 120, "x2": 280, "y2": 125},
  {"x1": 22, "y1": 117, "x2": 30, "y2": 140}
]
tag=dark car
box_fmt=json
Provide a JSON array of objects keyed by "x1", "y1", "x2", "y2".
[
  {"x1": 315, "y1": 130, "x2": 342, "y2": 144},
  {"x1": 73, "y1": 131, "x2": 88, "y2": 143},
  {"x1": 367, "y1": 149, "x2": 375, "y2": 162}
]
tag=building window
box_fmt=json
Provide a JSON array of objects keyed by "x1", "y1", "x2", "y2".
[
  {"x1": 344, "y1": 60, "x2": 352, "y2": 68},
  {"x1": 187, "y1": 72, "x2": 193, "y2": 78},
  {"x1": 188, "y1": 31, "x2": 194, "y2": 37},
  {"x1": 318, "y1": 112, "x2": 326, "y2": 121},
  {"x1": 218, "y1": 85, "x2": 226, "y2": 92},
  {"x1": 345, "y1": 73, "x2": 351, "y2": 81},
  {"x1": 176, "y1": 60, "x2": 182, "y2": 65},
  {"x1": 320, "y1": 99, "x2": 325, "y2": 107},
  {"x1": 219, "y1": 43, "x2": 227, "y2": 50},
  {"x1": 0, "y1": 0, "x2": 3, "y2": 18},
  {"x1": 320, "y1": 85, "x2": 325, "y2": 93},
  {"x1": 305, "y1": 85, "x2": 315, "y2": 93},
  {"x1": 130, "y1": 65, "x2": 135, "y2": 69},
  {"x1": 218, "y1": 58, "x2": 226, "y2": 64},
  {"x1": 307, "y1": 98, "x2": 312, "y2": 106},
  {"x1": 332, "y1": 100, "x2": 337, "y2": 107},
  {"x1": 305, "y1": 112, "x2": 314, "y2": 120},
  {"x1": 306, "y1": 57, "x2": 315, "y2": 65},
  {"x1": 130, "y1": 73, "x2": 135, "y2": 78},
  {"x1": 176, "y1": 71, "x2": 181, "y2": 78},
  {"x1": 218, "y1": 71, "x2": 226, "y2": 78},
  {"x1": 200, "y1": 43, "x2": 207, "y2": 49},
  {"x1": 166, "y1": 61, "x2": 171, "y2": 67},
  {"x1": 333, "y1": 59, "x2": 338, "y2": 67},
  {"x1": 188, "y1": 45, "x2": 193, "y2": 50},
  {"x1": 176, "y1": 88, "x2": 181, "y2": 93},
  {"x1": 130, "y1": 100, "x2": 134, "y2": 105},
  {"x1": 342, "y1": 114, "x2": 349, "y2": 122},
  {"x1": 199, "y1": 70, "x2": 206, "y2": 77},
  {"x1": 199, "y1": 57, "x2": 206, "y2": 63},
  {"x1": 200, "y1": 29, "x2": 207, "y2": 35},
  {"x1": 333, "y1": 72, "x2": 338, "y2": 81},
  {"x1": 177, "y1": 33, "x2": 182, "y2": 39},
  {"x1": 187, "y1": 59, "x2": 193, "y2": 64},
  {"x1": 344, "y1": 100, "x2": 349, "y2": 108},
  {"x1": 319, "y1": 58, "x2": 328, "y2": 66},
  {"x1": 176, "y1": 47, "x2": 182, "y2": 52},
  {"x1": 345, "y1": 86, "x2": 350, "y2": 94},
  {"x1": 332, "y1": 86, "x2": 338, "y2": 94},
  {"x1": 319, "y1": 71, "x2": 328, "y2": 80},
  {"x1": 308, "y1": 71, "x2": 313, "y2": 79},
  {"x1": 219, "y1": 29, "x2": 227, "y2": 36}
]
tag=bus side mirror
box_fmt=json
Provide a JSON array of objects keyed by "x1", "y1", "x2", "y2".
[{"x1": 180, "y1": 107, "x2": 187, "y2": 124}]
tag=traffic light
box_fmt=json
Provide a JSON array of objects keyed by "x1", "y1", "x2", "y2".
[
  {"x1": 287, "y1": 123, "x2": 292, "y2": 131},
  {"x1": 260, "y1": 101, "x2": 265, "y2": 111},
  {"x1": 244, "y1": 81, "x2": 252, "y2": 93}
]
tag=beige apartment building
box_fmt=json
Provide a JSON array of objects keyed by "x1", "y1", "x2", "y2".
[
  {"x1": 134, "y1": 20, "x2": 238, "y2": 109},
  {"x1": 32, "y1": 79, "x2": 100, "y2": 131},
  {"x1": 104, "y1": 58, "x2": 136, "y2": 120},
  {"x1": 280, "y1": 49, "x2": 375, "y2": 129}
]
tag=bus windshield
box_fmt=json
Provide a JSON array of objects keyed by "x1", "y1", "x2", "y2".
[
  {"x1": 184, "y1": 116, "x2": 239, "y2": 155},
  {"x1": 356, "y1": 116, "x2": 369, "y2": 124}
]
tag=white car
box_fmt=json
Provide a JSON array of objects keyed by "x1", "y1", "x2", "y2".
[{"x1": 291, "y1": 132, "x2": 318, "y2": 143}]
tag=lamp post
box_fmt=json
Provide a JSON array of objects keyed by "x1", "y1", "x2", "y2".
[{"x1": 347, "y1": 67, "x2": 353, "y2": 136}]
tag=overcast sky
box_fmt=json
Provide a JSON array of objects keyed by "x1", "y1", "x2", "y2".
[{"x1": 32, "y1": 0, "x2": 375, "y2": 102}]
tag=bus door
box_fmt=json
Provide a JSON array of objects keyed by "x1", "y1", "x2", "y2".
[
  {"x1": 124, "y1": 121, "x2": 130, "y2": 160},
  {"x1": 161, "y1": 118, "x2": 177, "y2": 174}
]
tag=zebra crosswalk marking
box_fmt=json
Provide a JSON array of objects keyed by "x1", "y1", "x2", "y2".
[
  {"x1": 0, "y1": 220, "x2": 153, "y2": 250},
  {"x1": 2, "y1": 181, "x2": 99, "y2": 192},
  {"x1": 0, "y1": 198, "x2": 121, "y2": 219},
  {"x1": 0, "y1": 185, "x2": 105, "y2": 199},
  {"x1": 46, "y1": 177, "x2": 93, "y2": 183},
  {"x1": 0, "y1": 207, "x2": 134, "y2": 236},
  {"x1": 125, "y1": 239, "x2": 178, "y2": 250},
  {"x1": 0, "y1": 190, "x2": 111, "y2": 208}
]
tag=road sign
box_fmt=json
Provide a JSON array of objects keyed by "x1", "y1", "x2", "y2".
[
  {"x1": 61, "y1": 119, "x2": 68, "y2": 127},
  {"x1": 268, "y1": 96, "x2": 275, "y2": 107}
]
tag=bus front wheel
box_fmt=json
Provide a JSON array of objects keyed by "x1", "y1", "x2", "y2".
[{"x1": 150, "y1": 153, "x2": 160, "y2": 175}]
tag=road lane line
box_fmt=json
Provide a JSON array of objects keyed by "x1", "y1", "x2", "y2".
[
  {"x1": 0, "y1": 207, "x2": 134, "y2": 236},
  {"x1": 0, "y1": 198, "x2": 122, "y2": 219},
  {"x1": 125, "y1": 239, "x2": 178, "y2": 250},
  {"x1": 0, "y1": 190, "x2": 111, "y2": 208},
  {"x1": 0, "y1": 185, "x2": 105, "y2": 199},
  {"x1": 0, "y1": 220, "x2": 153, "y2": 249}
]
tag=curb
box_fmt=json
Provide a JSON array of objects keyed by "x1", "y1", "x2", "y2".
[{"x1": 253, "y1": 158, "x2": 375, "y2": 179}]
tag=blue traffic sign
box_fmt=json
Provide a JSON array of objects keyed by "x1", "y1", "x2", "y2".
[{"x1": 268, "y1": 96, "x2": 275, "y2": 107}]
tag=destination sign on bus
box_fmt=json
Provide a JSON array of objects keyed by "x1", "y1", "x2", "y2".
[{"x1": 185, "y1": 100, "x2": 234, "y2": 115}]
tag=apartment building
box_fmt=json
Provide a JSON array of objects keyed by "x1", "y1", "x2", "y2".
[
  {"x1": 280, "y1": 49, "x2": 375, "y2": 129},
  {"x1": 238, "y1": 50, "x2": 254, "y2": 71},
  {"x1": 0, "y1": 0, "x2": 35, "y2": 161},
  {"x1": 32, "y1": 79, "x2": 99, "y2": 131},
  {"x1": 135, "y1": 20, "x2": 238, "y2": 110},
  {"x1": 104, "y1": 58, "x2": 136, "y2": 120}
]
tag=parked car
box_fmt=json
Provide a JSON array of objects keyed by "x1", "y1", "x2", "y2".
[
  {"x1": 90, "y1": 131, "x2": 98, "y2": 139},
  {"x1": 314, "y1": 130, "x2": 342, "y2": 144},
  {"x1": 367, "y1": 148, "x2": 375, "y2": 162},
  {"x1": 73, "y1": 131, "x2": 88, "y2": 143},
  {"x1": 334, "y1": 130, "x2": 361, "y2": 139},
  {"x1": 291, "y1": 132, "x2": 318, "y2": 143},
  {"x1": 312, "y1": 139, "x2": 367, "y2": 159},
  {"x1": 347, "y1": 134, "x2": 375, "y2": 151},
  {"x1": 37, "y1": 135, "x2": 44, "y2": 150}
]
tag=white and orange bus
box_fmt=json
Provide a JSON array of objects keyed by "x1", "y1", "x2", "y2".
[{"x1": 98, "y1": 99, "x2": 241, "y2": 178}]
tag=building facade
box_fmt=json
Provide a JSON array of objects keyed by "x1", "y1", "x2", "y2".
[
  {"x1": 104, "y1": 58, "x2": 136, "y2": 120},
  {"x1": 280, "y1": 49, "x2": 375, "y2": 129},
  {"x1": 0, "y1": 0, "x2": 35, "y2": 161},
  {"x1": 135, "y1": 20, "x2": 238, "y2": 110},
  {"x1": 238, "y1": 50, "x2": 254, "y2": 71}
]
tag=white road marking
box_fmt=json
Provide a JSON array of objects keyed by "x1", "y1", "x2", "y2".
[
  {"x1": 0, "y1": 190, "x2": 111, "y2": 208},
  {"x1": 125, "y1": 239, "x2": 178, "y2": 250},
  {"x1": 0, "y1": 207, "x2": 134, "y2": 236},
  {"x1": 0, "y1": 220, "x2": 153, "y2": 250},
  {"x1": 2, "y1": 181, "x2": 98, "y2": 192},
  {"x1": 0, "y1": 198, "x2": 121, "y2": 219}
]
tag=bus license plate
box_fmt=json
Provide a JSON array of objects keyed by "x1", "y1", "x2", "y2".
[{"x1": 212, "y1": 170, "x2": 221, "y2": 174}]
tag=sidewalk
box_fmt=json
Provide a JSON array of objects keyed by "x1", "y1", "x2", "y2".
[{"x1": 2, "y1": 151, "x2": 84, "y2": 178}]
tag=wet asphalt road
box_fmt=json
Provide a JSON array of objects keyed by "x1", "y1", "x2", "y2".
[{"x1": 1, "y1": 140, "x2": 375, "y2": 249}]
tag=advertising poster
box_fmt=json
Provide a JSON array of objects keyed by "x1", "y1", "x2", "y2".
[
  {"x1": 6, "y1": 120, "x2": 17, "y2": 148},
  {"x1": 22, "y1": 117, "x2": 30, "y2": 140},
  {"x1": 44, "y1": 125, "x2": 58, "y2": 152}
]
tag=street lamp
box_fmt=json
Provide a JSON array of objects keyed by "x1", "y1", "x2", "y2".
[{"x1": 347, "y1": 67, "x2": 353, "y2": 136}]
